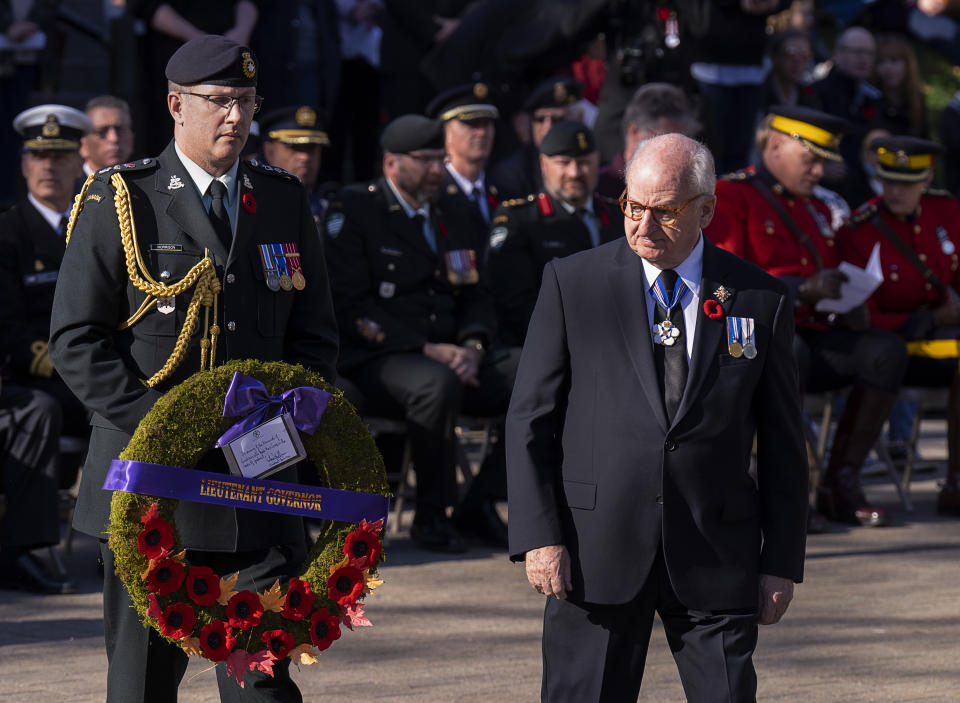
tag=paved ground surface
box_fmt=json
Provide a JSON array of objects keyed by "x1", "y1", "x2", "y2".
[{"x1": 2, "y1": 423, "x2": 959, "y2": 702}]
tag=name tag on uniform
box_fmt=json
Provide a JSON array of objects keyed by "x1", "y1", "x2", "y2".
[
  {"x1": 23, "y1": 271, "x2": 59, "y2": 286},
  {"x1": 541, "y1": 240, "x2": 565, "y2": 249},
  {"x1": 379, "y1": 246, "x2": 403, "y2": 257},
  {"x1": 150, "y1": 243, "x2": 184, "y2": 253}
]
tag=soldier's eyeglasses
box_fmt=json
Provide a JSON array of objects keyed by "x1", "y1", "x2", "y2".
[
  {"x1": 180, "y1": 92, "x2": 264, "y2": 114},
  {"x1": 618, "y1": 190, "x2": 707, "y2": 228},
  {"x1": 92, "y1": 125, "x2": 131, "y2": 138}
]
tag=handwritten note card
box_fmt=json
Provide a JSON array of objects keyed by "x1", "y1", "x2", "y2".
[{"x1": 222, "y1": 413, "x2": 307, "y2": 479}]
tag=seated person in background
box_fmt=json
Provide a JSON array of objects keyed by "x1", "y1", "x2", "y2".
[
  {"x1": 324, "y1": 115, "x2": 520, "y2": 553},
  {"x1": 486, "y1": 121, "x2": 621, "y2": 347},
  {"x1": 0, "y1": 379, "x2": 75, "y2": 594},
  {"x1": 79, "y1": 95, "x2": 135, "y2": 177},
  {"x1": 833, "y1": 126, "x2": 892, "y2": 211},
  {"x1": 488, "y1": 76, "x2": 583, "y2": 201},
  {"x1": 707, "y1": 106, "x2": 907, "y2": 529},
  {"x1": 259, "y1": 104, "x2": 331, "y2": 225},
  {"x1": 597, "y1": 82, "x2": 700, "y2": 201},
  {"x1": 873, "y1": 34, "x2": 928, "y2": 138},
  {"x1": 763, "y1": 29, "x2": 819, "y2": 111},
  {"x1": 839, "y1": 136, "x2": 960, "y2": 515}
]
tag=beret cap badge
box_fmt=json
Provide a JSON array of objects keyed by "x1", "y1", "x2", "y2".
[
  {"x1": 242, "y1": 51, "x2": 256, "y2": 79},
  {"x1": 576, "y1": 132, "x2": 588, "y2": 151}
]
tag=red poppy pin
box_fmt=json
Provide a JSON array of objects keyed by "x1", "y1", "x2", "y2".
[
  {"x1": 703, "y1": 299, "x2": 724, "y2": 320},
  {"x1": 600, "y1": 206, "x2": 610, "y2": 227},
  {"x1": 242, "y1": 192, "x2": 257, "y2": 213},
  {"x1": 437, "y1": 221, "x2": 449, "y2": 237}
]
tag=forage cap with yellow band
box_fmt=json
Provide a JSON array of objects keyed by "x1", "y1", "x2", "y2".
[
  {"x1": 165, "y1": 34, "x2": 258, "y2": 87},
  {"x1": 523, "y1": 76, "x2": 583, "y2": 112},
  {"x1": 259, "y1": 105, "x2": 329, "y2": 146},
  {"x1": 539, "y1": 120, "x2": 596, "y2": 157},
  {"x1": 426, "y1": 82, "x2": 499, "y2": 123},
  {"x1": 872, "y1": 135, "x2": 945, "y2": 182},
  {"x1": 14, "y1": 104, "x2": 92, "y2": 152},
  {"x1": 767, "y1": 105, "x2": 849, "y2": 162}
]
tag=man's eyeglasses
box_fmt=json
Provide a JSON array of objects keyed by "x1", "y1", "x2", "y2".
[
  {"x1": 532, "y1": 114, "x2": 561, "y2": 125},
  {"x1": 179, "y1": 92, "x2": 264, "y2": 114},
  {"x1": 618, "y1": 190, "x2": 708, "y2": 228},
  {"x1": 91, "y1": 125, "x2": 131, "y2": 138}
]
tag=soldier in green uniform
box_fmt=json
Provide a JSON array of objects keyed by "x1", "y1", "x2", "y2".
[
  {"x1": 486, "y1": 121, "x2": 622, "y2": 347},
  {"x1": 324, "y1": 115, "x2": 519, "y2": 553},
  {"x1": 49, "y1": 35, "x2": 338, "y2": 701}
]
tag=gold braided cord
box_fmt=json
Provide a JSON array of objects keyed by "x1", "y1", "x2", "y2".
[
  {"x1": 71, "y1": 170, "x2": 223, "y2": 387},
  {"x1": 65, "y1": 172, "x2": 97, "y2": 247}
]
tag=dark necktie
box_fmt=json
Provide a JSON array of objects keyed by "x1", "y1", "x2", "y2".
[
  {"x1": 413, "y1": 213, "x2": 437, "y2": 253},
  {"x1": 652, "y1": 269, "x2": 689, "y2": 423},
  {"x1": 472, "y1": 187, "x2": 489, "y2": 224},
  {"x1": 208, "y1": 179, "x2": 232, "y2": 250}
]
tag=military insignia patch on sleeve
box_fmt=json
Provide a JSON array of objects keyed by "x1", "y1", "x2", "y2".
[
  {"x1": 326, "y1": 212, "x2": 345, "y2": 238},
  {"x1": 489, "y1": 226, "x2": 508, "y2": 251}
]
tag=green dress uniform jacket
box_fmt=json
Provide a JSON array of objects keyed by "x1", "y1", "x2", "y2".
[
  {"x1": 323, "y1": 176, "x2": 496, "y2": 373},
  {"x1": 49, "y1": 141, "x2": 339, "y2": 552}
]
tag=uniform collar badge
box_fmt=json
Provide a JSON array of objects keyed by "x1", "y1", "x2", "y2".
[
  {"x1": 168, "y1": 175, "x2": 184, "y2": 190},
  {"x1": 243, "y1": 173, "x2": 253, "y2": 190}
]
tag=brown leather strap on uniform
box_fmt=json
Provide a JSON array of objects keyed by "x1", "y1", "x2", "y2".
[
  {"x1": 869, "y1": 213, "x2": 948, "y2": 298},
  {"x1": 750, "y1": 179, "x2": 824, "y2": 271}
]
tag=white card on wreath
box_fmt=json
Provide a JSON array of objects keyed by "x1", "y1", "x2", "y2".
[{"x1": 222, "y1": 413, "x2": 307, "y2": 479}]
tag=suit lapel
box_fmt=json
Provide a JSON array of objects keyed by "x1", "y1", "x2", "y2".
[
  {"x1": 382, "y1": 178, "x2": 437, "y2": 260},
  {"x1": 608, "y1": 239, "x2": 669, "y2": 434},
  {"x1": 21, "y1": 200, "x2": 65, "y2": 265},
  {"x1": 154, "y1": 143, "x2": 228, "y2": 262},
  {"x1": 672, "y1": 240, "x2": 733, "y2": 426},
  {"x1": 230, "y1": 162, "x2": 256, "y2": 269}
]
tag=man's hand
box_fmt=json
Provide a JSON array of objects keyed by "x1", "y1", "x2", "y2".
[
  {"x1": 798, "y1": 269, "x2": 848, "y2": 304},
  {"x1": 423, "y1": 342, "x2": 481, "y2": 386},
  {"x1": 757, "y1": 574, "x2": 794, "y2": 625},
  {"x1": 835, "y1": 304, "x2": 869, "y2": 331},
  {"x1": 525, "y1": 545, "x2": 572, "y2": 600}
]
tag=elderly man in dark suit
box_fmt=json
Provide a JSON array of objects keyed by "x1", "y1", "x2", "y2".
[
  {"x1": 507, "y1": 133, "x2": 808, "y2": 702},
  {"x1": 49, "y1": 36, "x2": 338, "y2": 702}
]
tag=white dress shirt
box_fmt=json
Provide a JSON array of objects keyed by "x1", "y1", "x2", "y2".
[
  {"x1": 446, "y1": 162, "x2": 490, "y2": 223},
  {"x1": 174, "y1": 142, "x2": 240, "y2": 232}
]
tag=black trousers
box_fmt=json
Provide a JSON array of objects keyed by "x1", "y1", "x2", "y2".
[
  {"x1": 541, "y1": 550, "x2": 759, "y2": 703},
  {"x1": 347, "y1": 347, "x2": 520, "y2": 510},
  {"x1": 0, "y1": 384, "x2": 61, "y2": 550},
  {"x1": 795, "y1": 328, "x2": 907, "y2": 395},
  {"x1": 100, "y1": 540, "x2": 306, "y2": 703}
]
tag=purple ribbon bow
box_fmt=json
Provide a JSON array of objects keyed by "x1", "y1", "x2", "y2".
[{"x1": 214, "y1": 371, "x2": 332, "y2": 447}]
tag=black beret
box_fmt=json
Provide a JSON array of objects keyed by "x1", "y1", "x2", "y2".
[
  {"x1": 13, "y1": 104, "x2": 91, "y2": 151},
  {"x1": 165, "y1": 35, "x2": 258, "y2": 87},
  {"x1": 380, "y1": 115, "x2": 444, "y2": 154},
  {"x1": 523, "y1": 77, "x2": 583, "y2": 112},
  {"x1": 259, "y1": 105, "x2": 329, "y2": 145},
  {"x1": 539, "y1": 120, "x2": 596, "y2": 157},
  {"x1": 873, "y1": 135, "x2": 944, "y2": 182},
  {"x1": 426, "y1": 82, "x2": 499, "y2": 122},
  {"x1": 767, "y1": 105, "x2": 850, "y2": 162}
]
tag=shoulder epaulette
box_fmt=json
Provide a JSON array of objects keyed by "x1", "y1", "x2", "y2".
[
  {"x1": 926, "y1": 188, "x2": 953, "y2": 198},
  {"x1": 720, "y1": 168, "x2": 754, "y2": 182},
  {"x1": 245, "y1": 159, "x2": 298, "y2": 182},
  {"x1": 847, "y1": 202, "x2": 878, "y2": 229},
  {"x1": 501, "y1": 195, "x2": 536, "y2": 209},
  {"x1": 537, "y1": 192, "x2": 554, "y2": 216},
  {"x1": 94, "y1": 158, "x2": 157, "y2": 182}
]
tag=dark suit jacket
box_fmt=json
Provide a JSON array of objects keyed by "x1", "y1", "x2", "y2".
[
  {"x1": 506, "y1": 238, "x2": 808, "y2": 611},
  {"x1": 49, "y1": 142, "x2": 339, "y2": 551}
]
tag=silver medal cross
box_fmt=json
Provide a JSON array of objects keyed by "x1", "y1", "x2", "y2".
[{"x1": 653, "y1": 319, "x2": 681, "y2": 346}]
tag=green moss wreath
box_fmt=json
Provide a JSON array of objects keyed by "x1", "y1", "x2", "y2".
[{"x1": 108, "y1": 359, "x2": 390, "y2": 682}]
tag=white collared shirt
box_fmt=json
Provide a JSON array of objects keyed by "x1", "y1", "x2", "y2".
[
  {"x1": 446, "y1": 162, "x2": 490, "y2": 222},
  {"x1": 640, "y1": 233, "x2": 705, "y2": 359},
  {"x1": 28, "y1": 192, "x2": 70, "y2": 234},
  {"x1": 384, "y1": 174, "x2": 436, "y2": 252},
  {"x1": 174, "y1": 142, "x2": 240, "y2": 232},
  {"x1": 559, "y1": 197, "x2": 599, "y2": 248}
]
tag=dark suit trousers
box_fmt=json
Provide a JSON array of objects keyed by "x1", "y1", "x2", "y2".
[
  {"x1": 348, "y1": 347, "x2": 520, "y2": 509},
  {"x1": 541, "y1": 549, "x2": 759, "y2": 703},
  {"x1": 100, "y1": 540, "x2": 306, "y2": 703}
]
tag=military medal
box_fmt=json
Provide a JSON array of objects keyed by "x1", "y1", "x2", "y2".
[
  {"x1": 271, "y1": 243, "x2": 293, "y2": 291},
  {"x1": 283, "y1": 242, "x2": 306, "y2": 290},
  {"x1": 651, "y1": 274, "x2": 687, "y2": 346},
  {"x1": 157, "y1": 295, "x2": 176, "y2": 315},
  {"x1": 258, "y1": 244, "x2": 281, "y2": 291},
  {"x1": 742, "y1": 318, "x2": 757, "y2": 359},
  {"x1": 443, "y1": 249, "x2": 479, "y2": 286},
  {"x1": 727, "y1": 317, "x2": 743, "y2": 358},
  {"x1": 936, "y1": 227, "x2": 955, "y2": 255}
]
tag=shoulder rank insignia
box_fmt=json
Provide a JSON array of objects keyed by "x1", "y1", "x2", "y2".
[
  {"x1": 537, "y1": 192, "x2": 554, "y2": 216},
  {"x1": 492, "y1": 214, "x2": 508, "y2": 225},
  {"x1": 720, "y1": 167, "x2": 754, "y2": 182},
  {"x1": 245, "y1": 160, "x2": 296, "y2": 181},
  {"x1": 848, "y1": 203, "x2": 878, "y2": 228}
]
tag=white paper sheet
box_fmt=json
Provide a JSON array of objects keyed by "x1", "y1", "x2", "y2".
[{"x1": 814, "y1": 242, "x2": 883, "y2": 314}]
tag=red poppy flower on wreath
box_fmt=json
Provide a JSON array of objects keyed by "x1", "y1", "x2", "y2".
[
  {"x1": 343, "y1": 528, "x2": 382, "y2": 569},
  {"x1": 158, "y1": 602, "x2": 196, "y2": 640},
  {"x1": 185, "y1": 565, "x2": 220, "y2": 606},
  {"x1": 242, "y1": 192, "x2": 257, "y2": 213},
  {"x1": 703, "y1": 299, "x2": 724, "y2": 321},
  {"x1": 280, "y1": 577, "x2": 315, "y2": 620},
  {"x1": 200, "y1": 620, "x2": 235, "y2": 662},
  {"x1": 261, "y1": 629, "x2": 295, "y2": 660},
  {"x1": 327, "y1": 564, "x2": 365, "y2": 606},
  {"x1": 225, "y1": 590, "x2": 264, "y2": 630},
  {"x1": 147, "y1": 558, "x2": 186, "y2": 596},
  {"x1": 309, "y1": 607, "x2": 342, "y2": 651},
  {"x1": 137, "y1": 518, "x2": 174, "y2": 560}
]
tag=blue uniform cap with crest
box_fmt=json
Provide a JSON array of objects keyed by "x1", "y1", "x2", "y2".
[
  {"x1": 539, "y1": 120, "x2": 596, "y2": 157},
  {"x1": 523, "y1": 77, "x2": 583, "y2": 112},
  {"x1": 165, "y1": 34, "x2": 258, "y2": 87},
  {"x1": 259, "y1": 105, "x2": 329, "y2": 145},
  {"x1": 14, "y1": 104, "x2": 92, "y2": 152},
  {"x1": 426, "y1": 83, "x2": 499, "y2": 123}
]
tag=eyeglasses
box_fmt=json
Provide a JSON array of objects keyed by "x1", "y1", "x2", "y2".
[
  {"x1": 91, "y1": 125, "x2": 131, "y2": 138},
  {"x1": 618, "y1": 190, "x2": 707, "y2": 228},
  {"x1": 179, "y1": 92, "x2": 264, "y2": 114}
]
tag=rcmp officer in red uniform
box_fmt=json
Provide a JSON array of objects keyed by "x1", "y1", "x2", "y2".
[
  {"x1": 839, "y1": 136, "x2": 960, "y2": 515},
  {"x1": 49, "y1": 36, "x2": 338, "y2": 701},
  {"x1": 707, "y1": 106, "x2": 907, "y2": 529},
  {"x1": 323, "y1": 115, "x2": 520, "y2": 553},
  {"x1": 486, "y1": 121, "x2": 621, "y2": 346}
]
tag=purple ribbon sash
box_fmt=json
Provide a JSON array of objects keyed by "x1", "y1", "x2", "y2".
[
  {"x1": 215, "y1": 372, "x2": 332, "y2": 447},
  {"x1": 104, "y1": 460, "x2": 389, "y2": 524}
]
